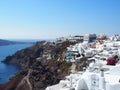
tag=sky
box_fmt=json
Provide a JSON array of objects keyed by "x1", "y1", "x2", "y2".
[{"x1": 0, "y1": 0, "x2": 120, "y2": 39}]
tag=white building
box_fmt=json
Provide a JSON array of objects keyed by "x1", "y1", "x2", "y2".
[{"x1": 84, "y1": 34, "x2": 97, "y2": 43}]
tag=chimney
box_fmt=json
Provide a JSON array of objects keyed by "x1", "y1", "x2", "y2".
[{"x1": 100, "y1": 69, "x2": 104, "y2": 77}]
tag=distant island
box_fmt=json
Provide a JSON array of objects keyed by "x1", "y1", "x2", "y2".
[{"x1": 0, "y1": 39, "x2": 33, "y2": 46}]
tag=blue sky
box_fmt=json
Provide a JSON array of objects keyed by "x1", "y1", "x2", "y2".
[{"x1": 0, "y1": 0, "x2": 120, "y2": 39}]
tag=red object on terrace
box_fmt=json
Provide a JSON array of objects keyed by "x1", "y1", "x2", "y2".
[{"x1": 107, "y1": 58, "x2": 117, "y2": 65}]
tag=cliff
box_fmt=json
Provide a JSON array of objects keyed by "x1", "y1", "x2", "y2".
[{"x1": 1, "y1": 40, "x2": 89, "y2": 90}]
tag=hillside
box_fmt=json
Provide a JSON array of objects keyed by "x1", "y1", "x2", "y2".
[{"x1": 1, "y1": 40, "x2": 89, "y2": 90}]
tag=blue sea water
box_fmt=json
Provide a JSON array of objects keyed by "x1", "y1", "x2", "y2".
[{"x1": 0, "y1": 43, "x2": 32, "y2": 84}]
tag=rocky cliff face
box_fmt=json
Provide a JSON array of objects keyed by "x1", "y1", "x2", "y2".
[
  {"x1": 2, "y1": 41, "x2": 77, "y2": 90},
  {"x1": 1, "y1": 39, "x2": 90, "y2": 90}
]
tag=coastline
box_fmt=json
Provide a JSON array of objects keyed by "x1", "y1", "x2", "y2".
[
  {"x1": 0, "y1": 39, "x2": 86, "y2": 90},
  {"x1": 0, "y1": 43, "x2": 33, "y2": 84}
]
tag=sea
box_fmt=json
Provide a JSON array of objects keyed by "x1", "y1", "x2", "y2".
[{"x1": 0, "y1": 39, "x2": 40, "y2": 84}]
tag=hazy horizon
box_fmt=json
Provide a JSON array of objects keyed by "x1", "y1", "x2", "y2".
[{"x1": 0, "y1": 0, "x2": 120, "y2": 39}]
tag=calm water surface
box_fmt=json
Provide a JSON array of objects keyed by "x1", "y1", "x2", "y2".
[{"x1": 0, "y1": 44, "x2": 32, "y2": 84}]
